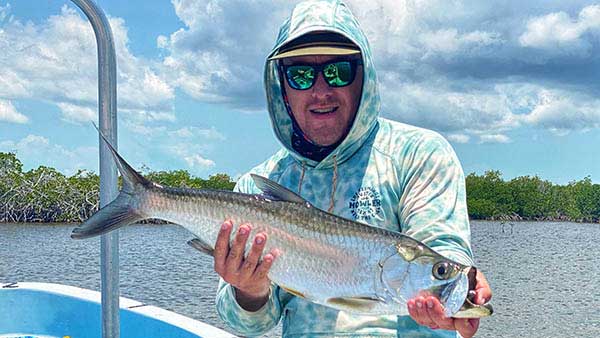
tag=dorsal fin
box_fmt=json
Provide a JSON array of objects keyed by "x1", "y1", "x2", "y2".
[
  {"x1": 250, "y1": 174, "x2": 307, "y2": 204},
  {"x1": 93, "y1": 123, "x2": 151, "y2": 192}
]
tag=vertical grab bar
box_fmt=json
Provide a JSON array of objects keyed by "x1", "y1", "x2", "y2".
[{"x1": 69, "y1": 1, "x2": 119, "y2": 337}]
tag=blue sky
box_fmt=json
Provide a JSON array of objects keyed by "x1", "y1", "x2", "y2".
[{"x1": 1, "y1": 0, "x2": 599, "y2": 184}]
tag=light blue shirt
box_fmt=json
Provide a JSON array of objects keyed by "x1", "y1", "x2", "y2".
[{"x1": 216, "y1": 1, "x2": 473, "y2": 337}]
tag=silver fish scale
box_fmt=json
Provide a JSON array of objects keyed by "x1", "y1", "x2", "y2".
[{"x1": 139, "y1": 186, "x2": 414, "y2": 311}]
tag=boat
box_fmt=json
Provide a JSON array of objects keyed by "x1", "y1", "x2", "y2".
[{"x1": 0, "y1": 282, "x2": 237, "y2": 338}]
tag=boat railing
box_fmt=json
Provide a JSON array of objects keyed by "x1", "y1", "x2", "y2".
[{"x1": 68, "y1": 1, "x2": 119, "y2": 337}]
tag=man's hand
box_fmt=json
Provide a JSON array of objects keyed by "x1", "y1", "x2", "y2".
[
  {"x1": 407, "y1": 270, "x2": 492, "y2": 338},
  {"x1": 213, "y1": 219, "x2": 278, "y2": 312}
]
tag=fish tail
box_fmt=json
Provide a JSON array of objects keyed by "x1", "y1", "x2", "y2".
[
  {"x1": 71, "y1": 124, "x2": 151, "y2": 239},
  {"x1": 71, "y1": 193, "x2": 143, "y2": 239},
  {"x1": 93, "y1": 122, "x2": 152, "y2": 194}
]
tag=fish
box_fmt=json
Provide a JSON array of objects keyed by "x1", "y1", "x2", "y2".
[{"x1": 71, "y1": 129, "x2": 493, "y2": 319}]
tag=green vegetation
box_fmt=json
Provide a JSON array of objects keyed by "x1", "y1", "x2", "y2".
[
  {"x1": 1, "y1": 152, "x2": 598, "y2": 223},
  {"x1": 466, "y1": 170, "x2": 600, "y2": 222},
  {"x1": 0, "y1": 152, "x2": 235, "y2": 223}
]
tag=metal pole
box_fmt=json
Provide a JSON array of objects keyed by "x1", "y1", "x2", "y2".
[{"x1": 69, "y1": 1, "x2": 119, "y2": 337}]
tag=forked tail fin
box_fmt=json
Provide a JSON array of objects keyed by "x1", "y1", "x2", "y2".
[{"x1": 71, "y1": 124, "x2": 151, "y2": 239}]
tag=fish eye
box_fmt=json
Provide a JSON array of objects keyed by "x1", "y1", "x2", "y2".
[{"x1": 432, "y1": 262, "x2": 453, "y2": 280}]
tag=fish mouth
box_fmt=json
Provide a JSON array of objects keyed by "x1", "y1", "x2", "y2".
[
  {"x1": 452, "y1": 267, "x2": 494, "y2": 318},
  {"x1": 441, "y1": 267, "x2": 493, "y2": 318},
  {"x1": 439, "y1": 267, "x2": 470, "y2": 317}
]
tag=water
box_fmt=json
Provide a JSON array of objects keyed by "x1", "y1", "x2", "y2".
[{"x1": 1, "y1": 221, "x2": 599, "y2": 337}]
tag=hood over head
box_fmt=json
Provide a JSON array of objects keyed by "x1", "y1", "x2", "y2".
[{"x1": 264, "y1": 0, "x2": 381, "y2": 169}]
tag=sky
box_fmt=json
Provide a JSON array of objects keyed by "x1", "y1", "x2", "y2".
[{"x1": 1, "y1": 0, "x2": 599, "y2": 184}]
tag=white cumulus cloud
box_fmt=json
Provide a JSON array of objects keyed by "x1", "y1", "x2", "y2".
[
  {"x1": 521, "y1": 89, "x2": 600, "y2": 134},
  {"x1": 161, "y1": 0, "x2": 291, "y2": 109},
  {"x1": 0, "y1": 134, "x2": 96, "y2": 175},
  {"x1": 479, "y1": 134, "x2": 511, "y2": 144},
  {"x1": 519, "y1": 5, "x2": 600, "y2": 53},
  {"x1": 0, "y1": 5, "x2": 174, "y2": 124},
  {"x1": 166, "y1": 143, "x2": 216, "y2": 170},
  {"x1": 446, "y1": 134, "x2": 470, "y2": 144},
  {"x1": 0, "y1": 99, "x2": 28, "y2": 123},
  {"x1": 183, "y1": 154, "x2": 215, "y2": 169},
  {"x1": 56, "y1": 102, "x2": 95, "y2": 124}
]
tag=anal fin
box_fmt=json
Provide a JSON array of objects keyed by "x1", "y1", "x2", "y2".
[{"x1": 326, "y1": 296, "x2": 384, "y2": 312}]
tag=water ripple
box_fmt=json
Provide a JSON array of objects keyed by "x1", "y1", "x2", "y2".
[{"x1": 1, "y1": 221, "x2": 599, "y2": 337}]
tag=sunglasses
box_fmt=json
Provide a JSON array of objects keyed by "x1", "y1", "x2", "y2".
[{"x1": 280, "y1": 59, "x2": 363, "y2": 90}]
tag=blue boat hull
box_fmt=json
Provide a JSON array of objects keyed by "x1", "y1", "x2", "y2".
[{"x1": 0, "y1": 282, "x2": 236, "y2": 338}]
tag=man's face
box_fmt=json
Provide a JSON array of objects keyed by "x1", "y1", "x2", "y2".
[{"x1": 281, "y1": 55, "x2": 363, "y2": 146}]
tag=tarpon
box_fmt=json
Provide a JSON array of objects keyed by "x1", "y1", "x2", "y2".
[{"x1": 71, "y1": 131, "x2": 493, "y2": 319}]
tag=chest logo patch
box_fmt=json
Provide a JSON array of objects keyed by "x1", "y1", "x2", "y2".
[{"x1": 349, "y1": 187, "x2": 382, "y2": 221}]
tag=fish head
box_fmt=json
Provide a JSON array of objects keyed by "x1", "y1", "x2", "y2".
[{"x1": 379, "y1": 242, "x2": 471, "y2": 317}]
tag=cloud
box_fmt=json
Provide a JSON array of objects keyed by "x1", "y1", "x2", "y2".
[
  {"x1": 419, "y1": 29, "x2": 504, "y2": 55},
  {"x1": 447, "y1": 134, "x2": 470, "y2": 144},
  {"x1": 125, "y1": 124, "x2": 168, "y2": 136},
  {"x1": 478, "y1": 134, "x2": 511, "y2": 144},
  {"x1": 183, "y1": 154, "x2": 215, "y2": 169},
  {"x1": 120, "y1": 120, "x2": 224, "y2": 173},
  {"x1": 0, "y1": 4, "x2": 10, "y2": 22},
  {"x1": 168, "y1": 126, "x2": 225, "y2": 141},
  {"x1": 56, "y1": 102, "x2": 95, "y2": 124},
  {"x1": 0, "y1": 5, "x2": 174, "y2": 124},
  {"x1": 155, "y1": 1, "x2": 600, "y2": 138},
  {"x1": 161, "y1": 0, "x2": 291, "y2": 109},
  {"x1": 5, "y1": 0, "x2": 600, "y2": 150},
  {"x1": 166, "y1": 143, "x2": 216, "y2": 169},
  {"x1": 0, "y1": 134, "x2": 96, "y2": 175},
  {"x1": 521, "y1": 89, "x2": 600, "y2": 134},
  {"x1": 0, "y1": 99, "x2": 28, "y2": 123},
  {"x1": 519, "y1": 5, "x2": 600, "y2": 54},
  {"x1": 381, "y1": 79, "x2": 519, "y2": 134}
]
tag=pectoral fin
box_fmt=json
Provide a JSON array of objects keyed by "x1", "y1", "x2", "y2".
[
  {"x1": 326, "y1": 296, "x2": 384, "y2": 312},
  {"x1": 251, "y1": 174, "x2": 308, "y2": 204},
  {"x1": 187, "y1": 238, "x2": 214, "y2": 257}
]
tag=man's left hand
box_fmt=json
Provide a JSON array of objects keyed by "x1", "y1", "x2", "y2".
[{"x1": 407, "y1": 269, "x2": 492, "y2": 338}]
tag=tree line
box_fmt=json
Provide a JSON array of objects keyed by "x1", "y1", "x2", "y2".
[
  {"x1": 1, "y1": 152, "x2": 598, "y2": 223},
  {"x1": 0, "y1": 152, "x2": 234, "y2": 223},
  {"x1": 466, "y1": 170, "x2": 599, "y2": 222}
]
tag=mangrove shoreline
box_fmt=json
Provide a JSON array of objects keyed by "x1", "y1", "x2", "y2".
[{"x1": 1, "y1": 152, "x2": 598, "y2": 224}]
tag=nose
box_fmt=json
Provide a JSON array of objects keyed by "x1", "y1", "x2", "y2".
[{"x1": 310, "y1": 71, "x2": 332, "y2": 99}]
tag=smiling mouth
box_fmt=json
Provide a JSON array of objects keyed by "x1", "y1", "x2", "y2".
[{"x1": 309, "y1": 107, "x2": 338, "y2": 115}]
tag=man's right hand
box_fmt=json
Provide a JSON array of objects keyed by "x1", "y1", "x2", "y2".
[{"x1": 214, "y1": 219, "x2": 277, "y2": 312}]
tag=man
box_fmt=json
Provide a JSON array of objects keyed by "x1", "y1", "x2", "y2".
[{"x1": 212, "y1": 1, "x2": 491, "y2": 337}]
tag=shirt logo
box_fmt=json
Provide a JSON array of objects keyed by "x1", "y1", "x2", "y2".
[{"x1": 349, "y1": 187, "x2": 382, "y2": 221}]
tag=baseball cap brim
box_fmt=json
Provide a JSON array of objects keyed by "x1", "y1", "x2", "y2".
[
  {"x1": 269, "y1": 32, "x2": 361, "y2": 60},
  {"x1": 269, "y1": 44, "x2": 360, "y2": 60}
]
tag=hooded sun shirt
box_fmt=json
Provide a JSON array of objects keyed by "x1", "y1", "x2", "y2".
[{"x1": 216, "y1": 1, "x2": 474, "y2": 337}]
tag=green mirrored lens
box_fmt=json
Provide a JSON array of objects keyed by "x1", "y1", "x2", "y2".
[
  {"x1": 283, "y1": 60, "x2": 357, "y2": 90},
  {"x1": 324, "y1": 61, "x2": 352, "y2": 87},
  {"x1": 287, "y1": 66, "x2": 315, "y2": 90}
]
